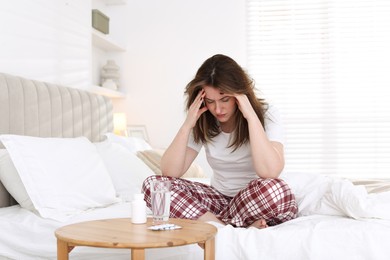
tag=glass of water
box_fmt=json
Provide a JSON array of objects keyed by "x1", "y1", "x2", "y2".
[{"x1": 151, "y1": 180, "x2": 171, "y2": 224}]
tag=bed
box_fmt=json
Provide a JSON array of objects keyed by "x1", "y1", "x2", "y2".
[{"x1": 1, "y1": 72, "x2": 390, "y2": 260}]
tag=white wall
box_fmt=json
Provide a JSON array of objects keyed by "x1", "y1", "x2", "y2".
[
  {"x1": 0, "y1": 0, "x2": 92, "y2": 88},
  {"x1": 114, "y1": 0, "x2": 247, "y2": 175},
  {"x1": 0, "y1": 0, "x2": 247, "y2": 176}
]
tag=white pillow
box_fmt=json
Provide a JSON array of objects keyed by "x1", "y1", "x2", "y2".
[
  {"x1": 0, "y1": 135, "x2": 119, "y2": 221},
  {"x1": 104, "y1": 133, "x2": 152, "y2": 153},
  {"x1": 281, "y1": 171, "x2": 331, "y2": 216},
  {"x1": 0, "y1": 149, "x2": 32, "y2": 209},
  {"x1": 94, "y1": 140, "x2": 155, "y2": 201}
]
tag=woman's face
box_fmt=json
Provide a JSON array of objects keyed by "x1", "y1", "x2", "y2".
[{"x1": 203, "y1": 85, "x2": 237, "y2": 126}]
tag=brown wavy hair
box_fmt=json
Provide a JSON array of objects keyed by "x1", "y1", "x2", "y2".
[{"x1": 185, "y1": 54, "x2": 268, "y2": 150}]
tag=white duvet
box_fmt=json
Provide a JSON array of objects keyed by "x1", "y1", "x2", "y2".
[
  {"x1": 1, "y1": 172, "x2": 390, "y2": 260},
  {"x1": 0, "y1": 202, "x2": 203, "y2": 260}
]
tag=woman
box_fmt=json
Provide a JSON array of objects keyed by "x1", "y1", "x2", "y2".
[{"x1": 142, "y1": 54, "x2": 298, "y2": 228}]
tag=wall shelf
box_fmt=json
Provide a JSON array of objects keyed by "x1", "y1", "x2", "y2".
[
  {"x1": 105, "y1": 0, "x2": 127, "y2": 5},
  {"x1": 91, "y1": 0, "x2": 127, "y2": 98},
  {"x1": 92, "y1": 29, "x2": 126, "y2": 52},
  {"x1": 88, "y1": 85, "x2": 126, "y2": 98}
]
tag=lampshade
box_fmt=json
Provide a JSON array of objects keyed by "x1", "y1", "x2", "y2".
[{"x1": 113, "y1": 113, "x2": 128, "y2": 136}]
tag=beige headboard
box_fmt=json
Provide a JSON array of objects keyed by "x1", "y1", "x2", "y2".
[{"x1": 0, "y1": 72, "x2": 114, "y2": 207}]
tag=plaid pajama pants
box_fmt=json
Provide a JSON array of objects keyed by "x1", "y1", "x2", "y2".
[{"x1": 141, "y1": 175, "x2": 298, "y2": 227}]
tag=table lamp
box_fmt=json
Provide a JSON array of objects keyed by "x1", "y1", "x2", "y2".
[{"x1": 113, "y1": 113, "x2": 128, "y2": 136}]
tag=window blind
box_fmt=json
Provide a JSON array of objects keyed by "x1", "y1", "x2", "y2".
[{"x1": 246, "y1": 0, "x2": 390, "y2": 178}]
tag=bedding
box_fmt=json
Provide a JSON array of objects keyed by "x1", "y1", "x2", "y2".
[
  {"x1": 104, "y1": 132, "x2": 153, "y2": 153},
  {"x1": 214, "y1": 172, "x2": 390, "y2": 260},
  {"x1": 282, "y1": 172, "x2": 390, "y2": 220},
  {"x1": 105, "y1": 133, "x2": 206, "y2": 178},
  {"x1": 0, "y1": 72, "x2": 113, "y2": 207},
  {"x1": 94, "y1": 139, "x2": 156, "y2": 202},
  {"x1": 0, "y1": 135, "x2": 119, "y2": 221},
  {"x1": 0, "y1": 203, "x2": 203, "y2": 260},
  {"x1": 1, "y1": 171, "x2": 390, "y2": 260},
  {"x1": 1, "y1": 72, "x2": 390, "y2": 260},
  {"x1": 0, "y1": 149, "x2": 29, "y2": 207}
]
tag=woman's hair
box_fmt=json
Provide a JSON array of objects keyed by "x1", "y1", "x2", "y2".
[{"x1": 185, "y1": 54, "x2": 268, "y2": 150}]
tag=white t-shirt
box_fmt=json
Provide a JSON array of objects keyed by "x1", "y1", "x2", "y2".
[{"x1": 187, "y1": 105, "x2": 284, "y2": 197}]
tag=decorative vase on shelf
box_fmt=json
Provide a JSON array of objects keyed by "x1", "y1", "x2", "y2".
[
  {"x1": 101, "y1": 60, "x2": 120, "y2": 90},
  {"x1": 102, "y1": 79, "x2": 117, "y2": 90}
]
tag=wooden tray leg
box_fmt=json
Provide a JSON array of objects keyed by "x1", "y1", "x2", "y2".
[
  {"x1": 57, "y1": 239, "x2": 69, "y2": 260},
  {"x1": 204, "y1": 238, "x2": 215, "y2": 260},
  {"x1": 131, "y1": 248, "x2": 145, "y2": 260}
]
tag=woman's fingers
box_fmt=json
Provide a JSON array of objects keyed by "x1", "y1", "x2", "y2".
[{"x1": 185, "y1": 89, "x2": 207, "y2": 128}]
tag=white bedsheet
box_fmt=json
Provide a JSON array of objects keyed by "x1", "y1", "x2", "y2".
[
  {"x1": 0, "y1": 202, "x2": 203, "y2": 260},
  {"x1": 215, "y1": 215, "x2": 390, "y2": 260},
  {"x1": 1, "y1": 172, "x2": 390, "y2": 260}
]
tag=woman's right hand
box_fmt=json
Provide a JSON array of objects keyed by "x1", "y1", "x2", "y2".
[
  {"x1": 184, "y1": 89, "x2": 208, "y2": 129},
  {"x1": 161, "y1": 90, "x2": 206, "y2": 178}
]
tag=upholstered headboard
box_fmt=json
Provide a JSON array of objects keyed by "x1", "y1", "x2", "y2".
[{"x1": 0, "y1": 72, "x2": 114, "y2": 207}]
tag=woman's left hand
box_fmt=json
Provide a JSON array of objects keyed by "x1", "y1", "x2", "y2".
[
  {"x1": 234, "y1": 94, "x2": 257, "y2": 121},
  {"x1": 234, "y1": 94, "x2": 284, "y2": 178}
]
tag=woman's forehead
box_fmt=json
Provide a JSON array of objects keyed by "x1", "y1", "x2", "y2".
[{"x1": 203, "y1": 85, "x2": 225, "y2": 98}]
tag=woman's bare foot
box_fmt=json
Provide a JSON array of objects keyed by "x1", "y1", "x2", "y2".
[{"x1": 249, "y1": 219, "x2": 268, "y2": 229}]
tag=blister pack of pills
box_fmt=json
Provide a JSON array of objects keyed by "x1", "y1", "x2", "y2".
[{"x1": 147, "y1": 223, "x2": 182, "y2": 231}]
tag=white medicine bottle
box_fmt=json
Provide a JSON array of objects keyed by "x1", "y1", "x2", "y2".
[{"x1": 131, "y1": 193, "x2": 147, "y2": 224}]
